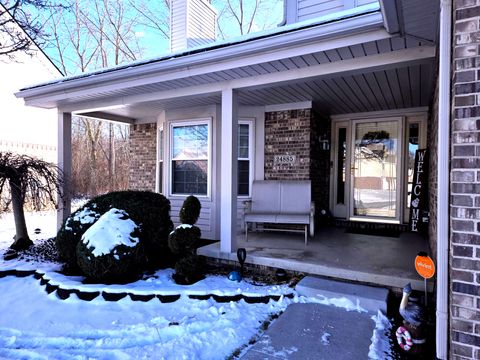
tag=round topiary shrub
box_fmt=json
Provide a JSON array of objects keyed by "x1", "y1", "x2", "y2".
[
  {"x1": 179, "y1": 195, "x2": 201, "y2": 225},
  {"x1": 56, "y1": 204, "x2": 101, "y2": 269},
  {"x1": 76, "y1": 208, "x2": 145, "y2": 282},
  {"x1": 168, "y1": 225, "x2": 201, "y2": 257},
  {"x1": 173, "y1": 254, "x2": 205, "y2": 285},
  {"x1": 56, "y1": 191, "x2": 174, "y2": 273},
  {"x1": 168, "y1": 196, "x2": 204, "y2": 284}
]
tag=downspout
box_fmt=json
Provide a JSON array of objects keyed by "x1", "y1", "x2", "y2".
[{"x1": 436, "y1": 0, "x2": 451, "y2": 359}]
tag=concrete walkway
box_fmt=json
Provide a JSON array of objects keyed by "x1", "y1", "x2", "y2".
[
  {"x1": 241, "y1": 303, "x2": 374, "y2": 360},
  {"x1": 241, "y1": 277, "x2": 389, "y2": 359}
]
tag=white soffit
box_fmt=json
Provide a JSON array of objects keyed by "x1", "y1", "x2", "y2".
[{"x1": 17, "y1": 11, "x2": 387, "y2": 107}]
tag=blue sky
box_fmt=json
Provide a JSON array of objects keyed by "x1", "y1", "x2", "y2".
[{"x1": 34, "y1": 0, "x2": 284, "y2": 75}]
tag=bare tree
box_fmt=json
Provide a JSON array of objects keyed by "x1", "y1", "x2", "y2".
[
  {"x1": 0, "y1": 152, "x2": 62, "y2": 250},
  {"x1": 213, "y1": 0, "x2": 283, "y2": 39},
  {"x1": 0, "y1": 0, "x2": 63, "y2": 59},
  {"x1": 42, "y1": 0, "x2": 146, "y2": 197},
  {"x1": 127, "y1": 0, "x2": 170, "y2": 39}
]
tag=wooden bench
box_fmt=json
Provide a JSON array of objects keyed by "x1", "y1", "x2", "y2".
[{"x1": 244, "y1": 180, "x2": 315, "y2": 245}]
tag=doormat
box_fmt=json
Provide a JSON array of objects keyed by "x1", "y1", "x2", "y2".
[{"x1": 345, "y1": 226, "x2": 401, "y2": 238}]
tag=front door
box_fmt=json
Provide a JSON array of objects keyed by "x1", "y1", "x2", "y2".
[{"x1": 350, "y1": 119, "x2": 402, "y2": 222}]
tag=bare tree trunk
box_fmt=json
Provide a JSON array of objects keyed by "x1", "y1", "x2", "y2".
[{"x1": 9, "y1": 177, "x2": 33, "y2": 250}]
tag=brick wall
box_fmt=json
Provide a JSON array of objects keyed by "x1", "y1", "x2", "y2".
[
  {"x1": 451, "y1": 1, "x2": 480, "y2": 358},
  {"x1": 264, "y1": 109, "x2": 312, "y2": 180},
  {"x1": 129, "y1": 123, "x2": 157, "y2": 191},
  {"x1": 264, "y1": 109, "x2": 330, "y2": 219}
]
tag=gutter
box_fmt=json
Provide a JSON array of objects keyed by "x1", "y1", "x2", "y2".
[
  {"x1": 16, "y1": 6, "x2": 383, "y2": 102},
  {"x1": 436, "y1": 0, "x2": 451, "y2": 358}
]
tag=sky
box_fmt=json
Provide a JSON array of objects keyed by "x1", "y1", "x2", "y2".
[{"x1": 36, "y1": 0, "x2": 285, "y2": 75}]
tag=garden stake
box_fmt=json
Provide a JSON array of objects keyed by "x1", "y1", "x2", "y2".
[{"x1": 237, "y1": 248, "x2": 246, "y2": 277}]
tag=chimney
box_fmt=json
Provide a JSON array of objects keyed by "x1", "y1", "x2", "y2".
[{"x1": 170, "y1": 0, "x2": 217, "y2": 52}]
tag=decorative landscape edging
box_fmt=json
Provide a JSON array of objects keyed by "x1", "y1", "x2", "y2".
[{"x1": 0, "y1": 269, "x2": 294, "y2": 304}]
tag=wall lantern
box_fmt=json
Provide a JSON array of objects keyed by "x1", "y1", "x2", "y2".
[{"x1": 319, "y1": 134, "x2": 330, "y2": 150}]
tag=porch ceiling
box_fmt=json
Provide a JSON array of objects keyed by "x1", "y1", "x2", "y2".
[{"x1": 100, "y1": 58, "x2": 434, "y2": 120}]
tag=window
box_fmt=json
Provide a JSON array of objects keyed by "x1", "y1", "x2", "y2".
[
  {"x1": 238, "y1": 120, "x2": 253, "y2": 196},
  {"x1": 171, "y1": 121, "x2": 209, "y2": 195},
  {"x1": 403, "y1": 117, "x2": 426, "y2": 222},
  {"x1": 158, "y1": 127, "x2": 164, "y2": 193}
]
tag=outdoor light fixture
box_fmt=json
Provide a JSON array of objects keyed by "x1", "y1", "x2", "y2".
[
  {"x1": 319, "y1": 134, "x2": 330, "y2": 150},
  {"x1": 237, "y1": 248, "x2": 247, "y2": 276}
]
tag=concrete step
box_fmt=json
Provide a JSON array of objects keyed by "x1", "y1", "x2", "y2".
[{"x1": 295, "y1": 276, "x2": 389, "y2": 314}]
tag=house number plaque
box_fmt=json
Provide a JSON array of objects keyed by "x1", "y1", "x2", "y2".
[{"x1": 274, "y1": 155, "x2": 296, "y2": 165}]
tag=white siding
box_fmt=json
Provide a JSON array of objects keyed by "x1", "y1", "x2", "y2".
[
  {"x1": 170, "y1": 199, "x2": 215, "y2": 235},
  {"x1": 170, "y1": 0, "x2": 188, "y2": 51},
  {"x1": 295, "y1": 0, "x2": 378, "y2": 23},
  {"x1": 170, "y1": 0, "x2": 216, "y2": 52},
  {"x1": 186, "y1": 0, "x2": 216, "y2": 49}
]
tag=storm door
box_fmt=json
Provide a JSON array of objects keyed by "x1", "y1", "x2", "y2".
[{"x1": 349, "y1": 119, "x2": 402, "y2": 222}]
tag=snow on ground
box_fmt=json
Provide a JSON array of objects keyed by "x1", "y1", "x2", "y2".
[
  {"x1": 0, "y1": 275, "x2": 292, "y2": 359},
  {"x1": 0, "y1": 210, "x2": 57, "y2": 250},
  {"x1": 0, "y1": 210, "x2": 394, "y2": 359}
]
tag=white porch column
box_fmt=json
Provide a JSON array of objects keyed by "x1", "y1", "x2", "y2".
[
  {"x1": 57, "y1": 111, "x2": 72, "y2": 230},
  {"x1": 220, "y1": 88, "x2": 238, "y2": 253}
]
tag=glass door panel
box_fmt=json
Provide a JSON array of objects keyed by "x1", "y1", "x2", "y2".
[{"x1": 351, "y1": 120, "x2": 400, "y2": 220}]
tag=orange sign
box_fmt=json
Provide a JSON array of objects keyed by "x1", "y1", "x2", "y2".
[{"x1": 415, "y1": 254, "x2": 435, "y2": 279}]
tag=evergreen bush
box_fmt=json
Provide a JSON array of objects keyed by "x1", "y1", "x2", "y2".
[
  {"x1": 56, "y1": 191, "x2": 174, "y2": 275},
  {"x1": 76, "y1": 209, "x2": 145, "y2": 282},
  {"x1": 168, "y1": 195, "x2": 204, "y2": 284},
  {"x1": 179, "y1": 195, "x2": 201, "y2": 225},
  {"x1": 173, "y1": 254, "x2": 205, "y2": 285},
  {"x1": 168, "y1": 225, "x2": 201, "y2": 257}
]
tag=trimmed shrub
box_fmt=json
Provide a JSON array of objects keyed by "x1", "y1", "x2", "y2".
[
  {"x1": 173, "y1": 254, "x2": 205, "y2": 285},
  {"x1": 168, "y1": 225, "x2": 201, "y2": 257},
  {"x1": 76, "y1": 209, "x2": 145, "y2": 282},
  {"x1": 179, "y1": 195, "x2": 201, "y2": 225},
  {"x1": 56, "y1": 204, "x2": 101, "y2": 269},
  {"x1": 168, "y1": 196, "x2": 204, "y2": 284},
  {"x1": 56, "y1": 191, "x2": 174, "y2": 272}
]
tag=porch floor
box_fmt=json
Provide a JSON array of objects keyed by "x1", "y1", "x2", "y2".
[{"x1": 198, "y1": 226, "x2": 433, "y2": 292}]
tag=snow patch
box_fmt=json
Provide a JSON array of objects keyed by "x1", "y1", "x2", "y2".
[
  {"x1": 65, "y1": 206, "x2": 99, "y2": 231},
  {"x1": 294, "y1": 294, "x2": 367, "y2": 313},
  {"x1": 368, "y1": 310, "x2": 393, "y2": 359},
  {"x1": 321, "y1": 332, "x2": 331, "y2": 345},
  {"x1": 81, "y1": 208, "x2": 139, "y2": 257},
  {"x1": 254, "y1": 335, "x2": 298, "y2": 359},
  {"x1": 170, "y1": 223, "x2": 193, "y2": 235}
]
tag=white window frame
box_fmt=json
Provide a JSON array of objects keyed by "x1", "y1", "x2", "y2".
[
  {"x1": 169, "y1": 118, "x2": 212, "y2": 199},
  {"x1": 156, "y1": 124, "x2": 164, "y2": 194},
  {"x1": 238, "y1": 119, "x2": 255, "y2": 198}
]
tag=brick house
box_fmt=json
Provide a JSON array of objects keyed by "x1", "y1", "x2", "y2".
[{"x1": 14, "y1": 0, "x2": 480, "y2": 358}]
